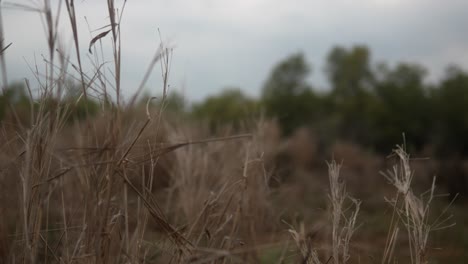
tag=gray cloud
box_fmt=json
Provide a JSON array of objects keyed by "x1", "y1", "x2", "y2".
[{"x1": 2, "y1": 0, "x2": 468, "y2": 102}]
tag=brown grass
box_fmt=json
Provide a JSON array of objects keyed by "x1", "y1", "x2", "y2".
[{"x1": 0, "y1": 1, "x2": 458, "y2": 263}]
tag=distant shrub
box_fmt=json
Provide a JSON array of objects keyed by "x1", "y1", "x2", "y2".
[{"x1": 192, "y1": 88, "x2": 259, "y2": 130}]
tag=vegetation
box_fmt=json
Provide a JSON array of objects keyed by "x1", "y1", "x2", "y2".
[
  {"x1": 191, "y1": 48, "x2": 468, "y2": 157},
  {"x1": 192, "y1": 88, "x2": 259, "y2": 130},
  {"x1": 0, "y1": 1, "x2": 466, "y2": 263}
]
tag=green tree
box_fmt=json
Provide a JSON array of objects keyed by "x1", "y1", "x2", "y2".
[
  {"x1": 431, "y1": 66, "x2": 468, "y2": 155},
  {"x1": 371, "y1": 63, "x2": 431, "y2": 151},
  {"x1": 325, "y1": 46, "x2": 375, "y2": 143},
  {"x1": 164, "y1": 91, "x2": 187, "y2": 114},
  {"x1": 262, "y1": 53, "x2": 310, "y2": 99},
  {"x1": 0, "y1": 82, "x2": 29, "y2": 122},
  {"x1": 62, "y1": 81, "x2": 100, "y2": 121},
  {"x1": 192, "y1": 88, "x2": 259, "y2": 130},
  {"x1": 326, "y1": 45, "x2": 373, "y2": 98},
  {"x1": 261, "y1": 52, "x2": 317, "y2": 135}
]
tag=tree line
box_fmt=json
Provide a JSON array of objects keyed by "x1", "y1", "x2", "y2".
[
  {"x1": 2, "y1": 45, "x2": 468, "y2": 157},
  {"x1": 192, "y1": 45, "x2": 468, "y2": 157}
]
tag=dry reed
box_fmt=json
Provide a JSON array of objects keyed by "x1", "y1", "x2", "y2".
[{"x1": 0, "y1": 1, "x2": 455, "y2": 263}]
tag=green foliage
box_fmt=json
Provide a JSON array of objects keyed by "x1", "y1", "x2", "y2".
[
  {"x1": 61, "y1": 81, "x2": 100, "y2": 121},
  {"x1": 0, "y1": 82, "x2": 30, "y2": 121},
  {"x1": 262, "y1": 52, "x2": 310, "y2": 99},
  {"x1": 257, "y1": 46, "x2": 468, "y2": 158},
  {"x1": 139, "y1": 90, "x2": 187, "y2": 116},
  {"x1": 164, "y1": 91, "x2": 187, "y2": 113},
  {"x1": 192, "y1": 88, "x2": 259, "y2": 130},
  {"x1": 68, "y1": 97, "x2": 99, "y2": 121},
  {"x1": 370, "y1": 63, "x2": 432, "y2": 151},
  {"x1": 326, "y1": 45, "x2": 373, "y2": 98},
  {"x1": 0, "y1": 81, "x2": 99, "y2": 124},
  {"x1": 261, "y1": 52, "x2": 318, "y2": 135},
  {"x1": 432, "y1": 66, "x2": 468, "y2": 155},
  {"x1": 322, "y1": 46, "x2": 375, "y2": 143},
  {"x1": 5, "y1": 45, "x2": 468, "y2": 160}
]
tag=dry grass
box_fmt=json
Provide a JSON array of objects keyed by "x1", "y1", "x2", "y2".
[
  {"x1": 381, "y1": 146, "x2": 455, "y2": 264},
  {"x1": 288, "y1": 162, "x2": 360, "y2": 264},
  {"x1": 0, "y1": 1, "x2": 458, "y2": 263}
]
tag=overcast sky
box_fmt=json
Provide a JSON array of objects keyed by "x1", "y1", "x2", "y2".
[{"x1": 2, "y1": 0, "x2": 468, "y2": 102}]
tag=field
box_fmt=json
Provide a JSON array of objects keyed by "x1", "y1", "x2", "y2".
[{"x1": 0, "y1": 1, "x2": 467, "y2": 263}]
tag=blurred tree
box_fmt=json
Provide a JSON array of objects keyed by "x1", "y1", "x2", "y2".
[
  {"x1": 0, "y1": 82, "x2": 29, "y2": 121},
  {"x1": 326, "y1": 45, "x2": 373, "y2": 98},
  {"x1": 430, "y1": 66, "x2": 468, "y2": 200},
  {"x1": 370, "y1": 63, "x2": 431, "y2": 151},
  {"x1": 139, "y1": 90, "x2": 187, "y2": 114},
  {"x1": 192, "y1": 88, "x2": 259, "y2": 130},
  {"x1": 325, "y1": 46, "x2": 375, "y2": 144},
  {"x1": 431, "y1": 66, "x2": 468, "y2": 155},
  {"x1": 262, "y1": 52, "x2": 310, "y2": 99},
  {"x1": 61, "y1": 80, "x2": 99, "y2": 121},
  {"x1": 164, "y1": 91, "x2": 187, "y2": 114},
  {"x1": 261, "y1": 52, "x2": 317, "y2": 135}
]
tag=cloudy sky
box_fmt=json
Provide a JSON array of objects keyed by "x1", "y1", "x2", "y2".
[{"x1": 2, "y1": 0, "x2": 468, "y2": 102}]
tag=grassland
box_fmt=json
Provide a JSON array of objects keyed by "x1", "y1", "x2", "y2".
[{"x1": 0, "y1": 1, "x2": 466, "y2": 263}]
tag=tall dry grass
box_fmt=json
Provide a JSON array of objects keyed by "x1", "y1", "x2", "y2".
[
  {"x1": 381, "y1": 146, "x2": 455, "y2": 264},
  {"x1": 0, "y1": 1, "x2": 276, "y2": 262},
  {"x1": 0, "y1": 1, "x2": 456, "y2": 263}
]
